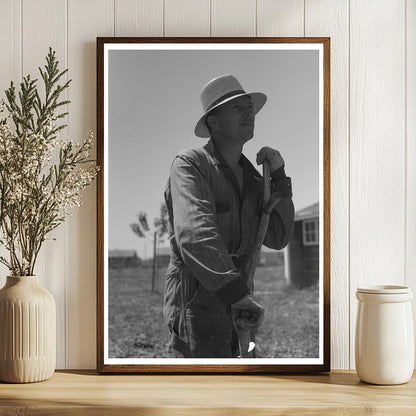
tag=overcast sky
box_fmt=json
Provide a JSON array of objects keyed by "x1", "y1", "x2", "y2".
[{"x1": 108, "y1": 48, "x2": 319, "y2": 258}]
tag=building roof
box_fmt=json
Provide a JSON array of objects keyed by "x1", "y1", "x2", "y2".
[
  {"x1": 109, "y1": 249, "x2": 137, "y2": 258},
  {"x1": 295, "y1": 202, "x2": 319, "y2": 221}
]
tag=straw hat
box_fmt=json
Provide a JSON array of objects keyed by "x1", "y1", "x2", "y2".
[{"x1": 194, "y1": 74, "x2": 267, "y2": 138}]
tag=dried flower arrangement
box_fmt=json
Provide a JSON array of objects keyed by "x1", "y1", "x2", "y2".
[{"x1": 0, "y1": 48, "x2": 97, "y2": 276}]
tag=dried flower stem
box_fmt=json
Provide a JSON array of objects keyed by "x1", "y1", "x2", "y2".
[{"x1": 0, "y1": 48, "x2": 97, "y2": 276}]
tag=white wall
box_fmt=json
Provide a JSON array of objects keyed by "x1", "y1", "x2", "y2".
[{"x1": 0, "y1": 0, "x2": 414, "y2": 370}]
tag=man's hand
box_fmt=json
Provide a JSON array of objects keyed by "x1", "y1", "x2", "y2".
[
  {"x1": 232, "y1": 294, "x2": 265, "y2": 330},
  {"x1": 256, "y1": 146, "x2": 285, "y2": 172}
]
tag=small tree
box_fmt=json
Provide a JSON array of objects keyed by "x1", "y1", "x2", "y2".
[{"x1": 130, "y1": 203, "x2": 168, "y2": 292}]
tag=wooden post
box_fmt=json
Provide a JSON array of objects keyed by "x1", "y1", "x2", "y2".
[{"x1": 152, "y1": 231, "x2": 157, "y2": 292}]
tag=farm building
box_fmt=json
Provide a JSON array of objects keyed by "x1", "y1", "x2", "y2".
[
  {"x1": 286, "y1": 202, "x2": 319, "y2": 288},
  {"x1": 108, "y1": 249, "x2": 140, "y2": 268}
]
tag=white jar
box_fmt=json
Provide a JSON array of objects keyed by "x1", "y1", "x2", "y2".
[{"x1": 355, "y1": 285, "x2": 414, "y2": 385}]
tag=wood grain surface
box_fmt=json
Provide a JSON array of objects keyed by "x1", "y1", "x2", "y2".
[
  {"x1": 305, "y1": 0, "x2": 350, "y2": 371},
  {"x1": 406, "y1": 0, "x2": 416, "y2": 367},
  {"x1": 22, "y1": 0, "x2": 68, "y2": 370},
  {"x1": 0, "y1": 370, "x2": 415, "y2": 415},
  {"x1": 211, "y1": 0, "x2": 256, "y2": 37},
  {"x1": 165, "y1": 0, "x2": 210, "y2": 37},
  {"x1": 115, "y1": 0, "x2": 163, "y2": 37},
  {"x1": 67, "y1": 0, "x2": 114, "y2": 370},
  {"x1": 349, "y1": 0, "x2": 406, "y2": 369},
  {"x1": 257, "y1": 0, "x2": 304, "y2": 37}
]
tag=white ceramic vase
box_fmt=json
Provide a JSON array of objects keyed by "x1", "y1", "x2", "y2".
[
  {"x1": 0, "y1": 276, "x2": 56, "y2": 383},
  {"x1": 355, "y1": 285, "x2": 414, "y2": 385}
]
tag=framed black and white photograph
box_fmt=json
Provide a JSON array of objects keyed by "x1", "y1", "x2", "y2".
[{"x1": 97, "y1": 37, "x2": 330, "y2": 373}]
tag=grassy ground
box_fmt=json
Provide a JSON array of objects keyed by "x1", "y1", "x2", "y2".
[
  {"x1": 108, "y1": 266, "x2": 169, "y2": 358},
  {"x1": 108, "y1": 264, "x2": 319, "y2": 358}
]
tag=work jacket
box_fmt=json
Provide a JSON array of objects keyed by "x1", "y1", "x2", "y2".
[{"x1": 163, "y1": 139, "x2": 294, "y2": 357}]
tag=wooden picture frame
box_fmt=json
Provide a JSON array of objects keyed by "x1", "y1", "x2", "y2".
[{"x1": 97, "y1": 37, "x2": 330, "y2": 373}]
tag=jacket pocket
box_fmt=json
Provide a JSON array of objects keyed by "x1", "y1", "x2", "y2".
[
  {"x1": 185, "y1": 282, "x2": 201, "y2": 309},
  {"x1": 181, "y1": 267, "x2": 200, "y2": 308}
]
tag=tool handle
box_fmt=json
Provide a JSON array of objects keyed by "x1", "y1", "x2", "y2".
[
  {"x1": 262, "y1": 160, "x2": 271, "y2": 207},
  {"x1": 234, "y1": 160, "x2": 277, "y2": 358}
]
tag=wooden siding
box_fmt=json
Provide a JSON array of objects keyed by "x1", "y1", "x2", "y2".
[{"x1": 0, "y1": 0, "x2": 413, "y2": 370}]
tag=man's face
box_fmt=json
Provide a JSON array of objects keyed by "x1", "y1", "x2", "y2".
[{"x1": 210, "y1": 95, "x2": 255, "y2": 144}]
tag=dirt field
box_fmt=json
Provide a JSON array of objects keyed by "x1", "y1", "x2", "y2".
[{"x1": 108, "y1": 264, "x2": 319, "y2": 358}]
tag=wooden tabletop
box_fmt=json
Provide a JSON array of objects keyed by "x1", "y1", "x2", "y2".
[{"x1": 0, "y1": 370, "x2": 415, "y2": 415}]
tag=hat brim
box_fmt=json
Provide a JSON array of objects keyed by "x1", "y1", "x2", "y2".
[{"x1": 194, "y1": 92, "x2": 267, "y2": 138}]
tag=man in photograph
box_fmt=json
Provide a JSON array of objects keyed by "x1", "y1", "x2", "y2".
[{"x1": 163, "y1": 74, "x2": 295, "y2": 358}]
